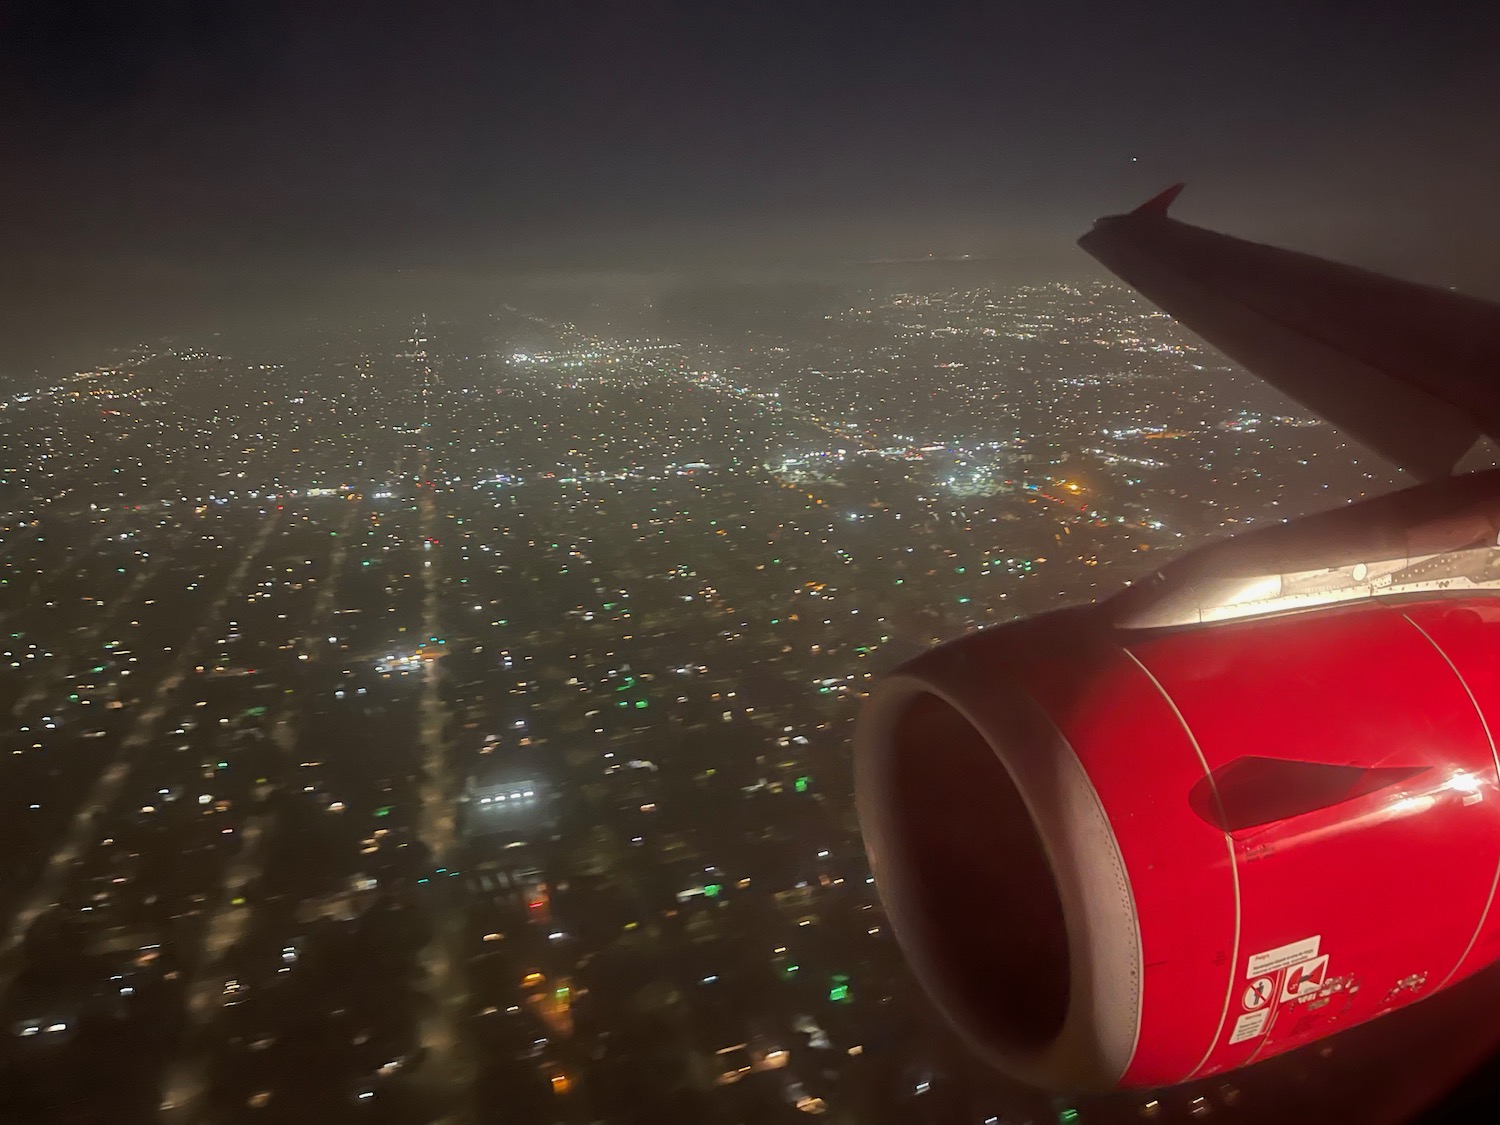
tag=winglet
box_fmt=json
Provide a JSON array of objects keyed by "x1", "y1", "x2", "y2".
[{"x1": 1132, "y1": 182, "x2": 1185, "y2": 217}]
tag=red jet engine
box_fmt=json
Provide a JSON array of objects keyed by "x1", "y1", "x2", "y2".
[{"x1": 855, "y1": 471, "x2": 1500, "y2": 1091}]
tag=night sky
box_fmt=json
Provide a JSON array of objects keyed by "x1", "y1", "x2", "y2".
[{"x1": 4, "y1": 0, "x2": 1500, "y2": 364}]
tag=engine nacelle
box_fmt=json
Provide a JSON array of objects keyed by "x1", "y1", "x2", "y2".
[{"x1": 855, "y1": 594, "x2": 1500, "y2": 1092}]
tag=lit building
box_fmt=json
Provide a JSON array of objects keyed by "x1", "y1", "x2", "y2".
[{"x1": 460, "y1": 774, "x2": 554, "y2": 840}]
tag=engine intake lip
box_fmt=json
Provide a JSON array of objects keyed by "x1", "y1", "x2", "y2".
[
  {"x1": 886, "y1": 690, "x2": 1071, "y2": 1048},
  {"x1": 855, "y1": 652, "x2": 1142, "y2": 1092}
]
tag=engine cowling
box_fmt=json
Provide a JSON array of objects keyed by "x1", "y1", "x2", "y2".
[{"x1": 855, "y1": 594, "x2": 1500, "y2": 1092}]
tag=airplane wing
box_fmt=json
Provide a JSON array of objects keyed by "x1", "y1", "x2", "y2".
[{"x1": 1078, "y1": 185, "x2": 1500, "y2": 481}]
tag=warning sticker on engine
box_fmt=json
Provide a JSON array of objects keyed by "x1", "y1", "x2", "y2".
[
  {"x1": 1247, "y1": 935, "x2": 1321, "y2": 978},
  {"x1": 1229, "y1": 1009, "x2": 1270, "y2": 1044},
  {"x1": 1242, "y1": 976, "x2": 1275, "y2": 1011},
  {"x1": 1280, "y1": 955, "x2": 1330, "y2": 1002}
]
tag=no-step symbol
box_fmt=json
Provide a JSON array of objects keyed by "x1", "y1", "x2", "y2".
[
  {"x1": 1242, "y1": 976, "x2": 1274, "y2": 1011},
  {"x1": 1280, "y1": 955, "x2": 1329, "y2": 1002}
]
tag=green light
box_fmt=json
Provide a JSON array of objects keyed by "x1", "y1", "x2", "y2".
[
  {"x1": 217, "y1": 761, "x2": 228, "y2": 770},
  {"x1": 829, "y1": 984, "x2": 849, "y2": 1002},
  {"x1": 1058, "y1": 1111, "x2": 1079, "y2": 1125},
  {"x1": 784, "y1": 964, "x2": 799, "y2": 976},
  {"x1": 703, "y1": 883, "x2": 721, "y2": 898},
  {"x1": 794, "y1": 776, "x2": 809, "y2": 793},
  {"x1": 375, "y1": 805, "x2": 392, "y2": 817},
  {"x1": 634, "y1": 699, "x2": 647, "y2": 709}
]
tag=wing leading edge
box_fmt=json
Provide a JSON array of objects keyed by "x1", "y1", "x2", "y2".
[{"x1": 1079, "y1": 186, "x2": 1500, "y2": 480}]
